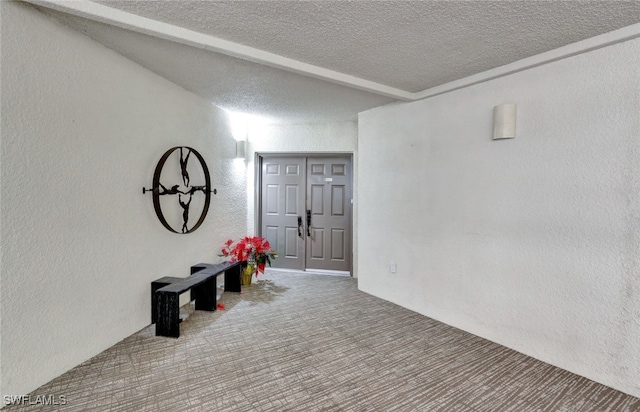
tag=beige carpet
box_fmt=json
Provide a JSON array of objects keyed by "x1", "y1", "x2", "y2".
[{"x1": 5, "y1": 271, "x2": 640, "y2": 411}]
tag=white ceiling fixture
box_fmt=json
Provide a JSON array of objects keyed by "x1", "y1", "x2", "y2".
[{"x1": 25, "y1": 1, "x2": 640, "y2": 123}]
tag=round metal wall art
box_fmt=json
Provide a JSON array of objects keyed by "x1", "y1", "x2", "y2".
[{"x1": 144, "y1": 146, "x2": 215, "y2": 234}]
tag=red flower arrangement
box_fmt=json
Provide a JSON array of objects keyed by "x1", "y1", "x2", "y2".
[{"x1": 220, "y1": 236, "x2": 277, "y2": 276}]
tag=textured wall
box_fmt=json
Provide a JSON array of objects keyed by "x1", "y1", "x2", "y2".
[
  {"x1": 245, "y1": 122, "x2": 358, "y2": 273},
  {"x1": 0, "y1": 1, "x2": 3, "y2": 398},
  {"x1": 0, "y1": 2, "x2": 246, "y2": 398},
  {"x1": 248, "y1": 121, "x2": 357, "y2": 153},
  {"x1": 358, "y1": 39, "x2": 640, "y2": 397}
]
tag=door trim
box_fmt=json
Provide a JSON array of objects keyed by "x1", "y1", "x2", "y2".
[{"x1": 255, "y1": 152, "x2": 354, "y2": 275}]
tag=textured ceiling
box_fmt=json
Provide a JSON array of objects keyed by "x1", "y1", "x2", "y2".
[
  {"x1": 39, "y1": 7, "x2": 395, "y2": 124},
  {"x1": 31, "y1": 1, "x2": 640, "y2": 123},
  {"x1": 91, "y1": 0, "x2": 640, "y2": 92}
]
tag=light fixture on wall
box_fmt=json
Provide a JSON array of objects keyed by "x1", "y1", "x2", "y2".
[
  {"x1": 493, "y1": 103, "x2": 517, "y2": 139},
  {"x1": 236, "y1": 140, "x2": 246, "y2": 158}
]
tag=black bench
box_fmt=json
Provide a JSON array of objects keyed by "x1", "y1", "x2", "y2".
[{"x1": 151, "y1": 261, "x2": 242, "y2": 338}]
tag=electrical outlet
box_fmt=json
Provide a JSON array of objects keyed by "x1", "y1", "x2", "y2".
[{"x1": 389, "y1": 262, "x2": 397, "y2": 274}]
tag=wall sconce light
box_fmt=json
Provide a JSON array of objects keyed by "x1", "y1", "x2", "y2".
[
  {"x1": 236, "y1": 140, "x2": 246, "y2": 158},
  {"x1": 493, "y1": 103, "x2": 517, "y2": 139}
]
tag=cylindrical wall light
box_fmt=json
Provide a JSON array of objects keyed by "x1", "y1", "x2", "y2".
[{"x1": 493, "y1": 103, "x2": 517, "y2": 139}]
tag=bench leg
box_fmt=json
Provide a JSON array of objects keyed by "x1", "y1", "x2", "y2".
[
  {"x1": 225, "y1": 264, "x2": 241, "y2": 293},
  {"x1": 151, "y1": 281, "x2": 170, "y2": 324},
  {"x1": 193, "y1": 276, "x2": 217, "y2": 311},
  {"x1": 156, "y1": 292, "x2": 180, "y2": 338}
]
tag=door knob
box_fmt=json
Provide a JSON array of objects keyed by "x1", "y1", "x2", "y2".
[
  {"x1": 297, "y1": 216, "x2": 303, "y2": 238},
  {"x1": 306, "y1": 209, "x2": 312, "y2": 237}
]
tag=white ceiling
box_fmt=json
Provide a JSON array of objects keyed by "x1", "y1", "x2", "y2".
[{"x1": 29, "y1": 0, "x2": 640, "y2": 123}]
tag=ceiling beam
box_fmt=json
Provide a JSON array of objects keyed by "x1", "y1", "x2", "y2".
[{"x1": 25, "y1": 0, "x2": 414, "y2": 101}]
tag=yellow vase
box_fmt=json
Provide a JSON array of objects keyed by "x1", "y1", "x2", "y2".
[{"x1": 242, "y1": 263, "x2": 254, "y2": 285}]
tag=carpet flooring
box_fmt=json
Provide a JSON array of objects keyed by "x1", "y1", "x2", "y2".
[{"x1": 5, "y1": 271, "x2": 640, "y2": 411}]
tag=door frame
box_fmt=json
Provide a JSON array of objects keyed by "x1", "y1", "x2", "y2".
[{"x1": 255, "y1": 152, "x2": 354, "y2": 275}]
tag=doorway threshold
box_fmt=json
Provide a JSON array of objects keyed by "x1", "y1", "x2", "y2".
[
  {"x1": 265, "y1": 268, "x2": 351, "y2": 277},
  {"x1": 305, "y1": 268, "x2": 351, "y2": 277}
]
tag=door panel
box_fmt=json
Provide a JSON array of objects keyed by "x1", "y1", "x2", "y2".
[
  {"x1": 305, "y1": 157, "x2": 352, "y2": 271},
  {"x1": 311, "y1": 185, "x2": 324, "y2": 214},
  {"x1": 331, "y1": 185, "x2": 345, "y2": 216},
  {"x1": 331, "y1": 229, "x2": 345, "y2": 260},
  {"x1": 265, "y1": 185, "x2": 279, "y2": 215},
  {"x1": 284, "y1": 227, "x2": 300, "y2": 258},
  {"x1": 261, "y1": 157, "x2": 306, "y2": 270},
  {"x1": 261, "y1": 156, "x2": 351, "y2": 273},
  {"x1": 310, "y1": 228, "x2": 324, "y2": 259},
  {"x1": 285, "y1": 185, "x2": 299, "y2": 215}
]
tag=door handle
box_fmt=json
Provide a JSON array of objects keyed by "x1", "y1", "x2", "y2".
[
  {"x1": 306, "y1": 209, "x2": 312, "y2": 237},
  {"x1": 297, "y1": 216, "x2": 303, "y2": 238}
]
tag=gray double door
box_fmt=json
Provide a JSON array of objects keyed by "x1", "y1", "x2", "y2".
[{"x1": 261, "y1": 156, "x2": 352, "y2": 272}]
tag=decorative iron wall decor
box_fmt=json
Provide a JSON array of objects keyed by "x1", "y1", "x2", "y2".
[{"x1": 143, "y1": 147, "x2": 216, "y2": 234}]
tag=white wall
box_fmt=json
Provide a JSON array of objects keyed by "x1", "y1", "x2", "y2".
[
  {"x1": 248, "y1": 122, "x2": 357, "y2": 154},
  {"x1": 245, "y1": 122, "x2": 358, "y2": 273},
  {"x1": 0, "y1": 1, "x2": 4, "y2": 398},
  {"x1": 358, "y1": 38, "x2": 640, "y2": 397},
  {"x1": 0, "y1": 2, "x2": 246, "y2": 399}
]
